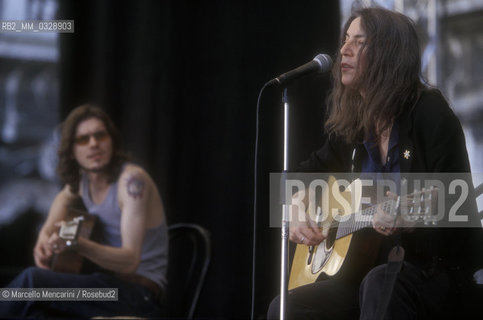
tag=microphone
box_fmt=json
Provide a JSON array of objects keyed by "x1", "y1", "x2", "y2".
[{"x1": 266, "y1": 53, "x2": 333, "y2": 87}]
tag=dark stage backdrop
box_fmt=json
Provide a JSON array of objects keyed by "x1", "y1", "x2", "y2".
[{"x1": 58, "y1": 0, "x2": 340, "y2": 318}]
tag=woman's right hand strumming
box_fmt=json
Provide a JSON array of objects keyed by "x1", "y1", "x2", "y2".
[{"x1": 289, "y1": 214, "x2": 326, "y2": 246}]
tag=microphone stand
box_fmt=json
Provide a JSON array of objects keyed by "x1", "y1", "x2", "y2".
[{"x1": 280, "y1": 87, "x2": 290, "y2": 320}]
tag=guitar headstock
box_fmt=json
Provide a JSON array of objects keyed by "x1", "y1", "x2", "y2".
[{"x1": 398, "y1": 187, "x2": 439, "y2": 225}]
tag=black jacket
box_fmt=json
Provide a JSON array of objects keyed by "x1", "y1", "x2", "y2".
[{"x1": 300, "y1": 89, "x2": 471, "y2": 174}]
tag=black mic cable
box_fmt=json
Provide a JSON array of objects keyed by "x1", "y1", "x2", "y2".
[{"x1": 251, "y1": 81, "x2": 268, "y2": 320}]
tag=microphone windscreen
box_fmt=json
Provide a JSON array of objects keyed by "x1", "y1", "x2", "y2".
[{"x1": 313, "y1": 54, "x2": 333, "y2": 73}]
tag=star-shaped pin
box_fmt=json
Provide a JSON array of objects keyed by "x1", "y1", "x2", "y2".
[{"x1": 403, "y1": 149, "x2": 411, "y2": 159}]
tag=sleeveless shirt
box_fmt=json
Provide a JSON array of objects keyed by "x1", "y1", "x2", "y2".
[{"x1": 81, "y1": 169, "x2": 168, "y2": 289}]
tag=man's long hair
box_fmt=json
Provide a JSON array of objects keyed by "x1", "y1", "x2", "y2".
[
  {"x1": 325, "y1": 7, "x2": 425, "y2": 143},
  {"x1": 56, "y1": 104, "x2": 129, "y2": 194}
]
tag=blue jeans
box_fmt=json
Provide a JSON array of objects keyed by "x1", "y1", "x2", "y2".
[{"x1": 0, "y1": 266, "x2": 164, "y2": 319}]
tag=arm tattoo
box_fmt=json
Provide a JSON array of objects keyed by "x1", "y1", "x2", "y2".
[{"x1": 126, "y1": 175, "x2": 145, "y2": 199}]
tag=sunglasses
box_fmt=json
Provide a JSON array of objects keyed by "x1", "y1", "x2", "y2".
[{"x1": 74, "y1": 130, "x2": 109, "y2": 146}]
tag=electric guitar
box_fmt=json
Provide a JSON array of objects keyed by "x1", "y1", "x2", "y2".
[
  {"x1": 288, "y1": 176, "x2": 439, "y2": 290},
  {"x1": 50, "y1": 205, "x2": 97, "y2": 274}
]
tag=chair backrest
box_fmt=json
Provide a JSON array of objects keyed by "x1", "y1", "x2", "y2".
[{"x1": 166, "y1": 223, "x2": 211, "y2": 319}]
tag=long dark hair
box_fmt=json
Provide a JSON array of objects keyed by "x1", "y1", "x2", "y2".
[
  {"x1": 56, "y1": 104, "x2": 129, "y2": 193},
  {"x1": 325, "y1": 7, "x2": 425, "y2": 143}
]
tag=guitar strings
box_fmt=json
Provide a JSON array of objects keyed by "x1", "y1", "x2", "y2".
[{"x1": 334, "y1": 199, "x2": 395, "y2": 239}]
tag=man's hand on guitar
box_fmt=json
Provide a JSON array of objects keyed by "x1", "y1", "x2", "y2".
[
  {"x1": 47, "y1": 221, "x2": 77, "y2": 254},
  {"x1": 289, "y1": 215, "x2": 325, "y2": 246},
  {"x1": 33, "y1": 233, "x2": 54, "y2": 269},
  {"x1": 48, "y1": 231, "x2": 66, "y2": 254}
]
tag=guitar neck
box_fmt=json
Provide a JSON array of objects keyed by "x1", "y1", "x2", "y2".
[{"x1": 335, "y1": 199, "x2": 396, "y2": 239}]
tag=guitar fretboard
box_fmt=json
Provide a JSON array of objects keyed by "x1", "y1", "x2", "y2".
[
  {"x1": 334, "y1": 200, "x2": 397, "y2": 239},
  {"x1": 314, "y1": 187, "x2": 436, "y2": 240}
]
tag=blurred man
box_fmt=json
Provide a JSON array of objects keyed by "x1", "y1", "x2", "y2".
[{"x1": 1, "y1": 104, "x2": 168, "y2": 318}]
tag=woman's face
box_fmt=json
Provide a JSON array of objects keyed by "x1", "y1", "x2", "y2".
[{"x1": 340, "y1": 17, "x2": 367, "y2": 87}]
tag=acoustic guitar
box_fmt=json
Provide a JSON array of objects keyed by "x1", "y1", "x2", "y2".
[
  {"x1": 50, "y1": 205, "x2": 97, "y2": 274},
  {"x1": 288, "y1": 176, "x2": 439, "y2": 290}
]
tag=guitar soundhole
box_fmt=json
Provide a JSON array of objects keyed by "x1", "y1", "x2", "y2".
[{"x1": 311, "y1": 225, "x2": 338, "y2": 274}]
